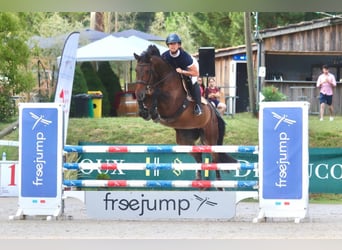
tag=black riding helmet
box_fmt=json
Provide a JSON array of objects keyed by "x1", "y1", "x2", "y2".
[{"x1": 165, "y1": 33, "x2": 182, "y2": 45}]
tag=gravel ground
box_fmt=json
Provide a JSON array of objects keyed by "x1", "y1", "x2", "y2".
[{"x1": 1, "y1": 197, "x2": 342, "y2": 239}]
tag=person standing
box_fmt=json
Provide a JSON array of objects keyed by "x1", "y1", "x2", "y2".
[
  {"x1": 161, "y1": 33, "x2": 203, "y2": 116},
  {"x1": 316, "y1": 64, "x2": 336, "y2": 121}
]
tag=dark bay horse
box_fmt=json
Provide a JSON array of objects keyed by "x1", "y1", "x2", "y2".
[{"x1": 133, "y1": 45, "x2": 237, "y2": 185}]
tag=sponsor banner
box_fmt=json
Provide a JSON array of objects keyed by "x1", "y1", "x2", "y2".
[
  {"x1": 258, "y1": 101, "x2": 309, "y2": 220},
  {"x1": 18, "y1": 103, "x2": 63, "y2": 216},
  {"x1": 262, "y1": 106, "x2": 303, "y2": 199},
  {"x1": 308, "y1": 148, "x2": 342, "y2": 193},
  {"x1": 54, "y1": 32, "x2": 79, "y2": 144},
  {"x1": 85, "y1": 191, "x2": 236, "y2": 220},
  {"x1": 20, "y1": 106, "x2": 59, "y2": 197},
  {"x1": 0, "y1": 161, "x2": 18, "y2": 196}
]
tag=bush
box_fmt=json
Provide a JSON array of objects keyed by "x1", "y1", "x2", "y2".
[
  {"x1": 72, "y1": 64, "x2": 88, "y2": 95},
  {"x1": 0, "y1": 90, "x2": 15, "y2": 121},
  {"x1": 261, "y1": 85, "x2": 287, "y2": 102},
  {"x1": 97, "y1": 62, "x2": 123, "y2": 116}
]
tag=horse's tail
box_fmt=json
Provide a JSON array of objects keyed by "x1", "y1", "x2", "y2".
[
  {"x1": 215, "y1": 108, "x2": 237, "y2": 163},
  {"x1": 216, "y1": 111, "x2": 225, "y2": 146}
]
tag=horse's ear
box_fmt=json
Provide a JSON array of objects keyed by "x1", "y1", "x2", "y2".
[{"x1": 134, "y1": 53, "x2": 140, "y2": 60}]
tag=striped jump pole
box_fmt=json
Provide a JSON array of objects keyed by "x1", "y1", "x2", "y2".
[
  {"x1": 63, "y1": 162, "x2": 258, "y2": 171},
  {"x1": 64, "y1": 145, "x2": 258, "y2": 154},
  {"x1": 63, "y1": 179, "x2": 258, "y2": 189}
]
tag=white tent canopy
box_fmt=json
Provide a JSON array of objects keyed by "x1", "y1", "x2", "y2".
[
  {"x1": 56, "y1": 35, "x2": 168, "y2": 88},
  {"x1": 72, "y1": 35, "x2": 167, "y2": 62}
]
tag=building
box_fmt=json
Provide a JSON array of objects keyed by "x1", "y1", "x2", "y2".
[{"x1": 203, "y1": 16, "x2": 342, "y2": 115}]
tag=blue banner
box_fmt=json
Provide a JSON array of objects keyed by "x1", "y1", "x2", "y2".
[
  {"x1": 262, "y1": 107, "x2": 303, "y2": 199},
  {"x1": 21, "y1": 107, "x2": 59, "y2": 197}
]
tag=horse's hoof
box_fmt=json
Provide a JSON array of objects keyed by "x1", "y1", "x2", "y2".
[
  {"x1": 151, "y1": 114, "x2": 161, "y2": 122},
  {"x1": 150, "y1": 111, "x2": 159, "y2": 119},
  {"x1": 139, "y1": 110, "x2": 151, "y2": 120}
]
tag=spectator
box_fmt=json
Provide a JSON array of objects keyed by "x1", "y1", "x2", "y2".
[
  {"x1": 316, "y1": 64, "x2": 336, "y2": 121},
  {"x1": 205, "y1": 77, "x2": 226, "y2": 116},
  {"x1": 197, "y1": 77, "x2": 205, "y2": 96}
]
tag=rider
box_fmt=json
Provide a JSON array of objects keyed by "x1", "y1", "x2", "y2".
[{"x1": 161, "y1": 33, "x2": 203, "y2": 116}]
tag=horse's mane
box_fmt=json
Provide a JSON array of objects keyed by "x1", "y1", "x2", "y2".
[
  {"x1": 139, "y1": 45, "x2": 176, "y2": 74},
  {"x1": 139, "y1": 45, "x2": 161, "y2": 63},
  {"x1": 147, "y1": 44, "x2": 161, "y2": 57}
]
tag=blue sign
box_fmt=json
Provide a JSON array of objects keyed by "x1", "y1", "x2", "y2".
[
  {"x1": 262, "y1": 107, "x2": 303, "y2": 199},
  {"x1": 20, "y1": 107, "x2": 59, "y2": 197},
  {"x1": 233, "y1": 54, "x2": 246, "y2": 61}
]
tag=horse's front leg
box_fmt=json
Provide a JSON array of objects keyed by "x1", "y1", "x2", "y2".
[
  {"x1": 150, "y1": 90, "x2": 160, "y2": 122},
  {"x1": 137, "y1": 100, "x2": 151, "y2": 120}
]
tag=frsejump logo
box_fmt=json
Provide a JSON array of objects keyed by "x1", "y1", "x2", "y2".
[
  {"x1": 29, "y1": 112, "x2": 52, "y2": 187},
  {"x1": 102, "y1": 192, "x2": 219, "y2": 216},
  {"x1": 194, "y1": 194, "x2": 218, "y2": 211},
  {"x1": 29, "y1": 112, "x2": 52, "y2": 130},
  {"x1": 270, "y1": 110, "x2": 297, "y2": 189},
  {"x1": 271, "y1": 111, "x2": 296, "y2": 130}
]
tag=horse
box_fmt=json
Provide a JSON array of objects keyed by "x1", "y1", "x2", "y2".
[{"x1": 133, "y1": 45, "x2": 237, "y2": 188}]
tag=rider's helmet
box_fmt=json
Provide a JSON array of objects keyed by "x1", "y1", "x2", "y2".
[{"x1": 165, "y1": 33, "x2": 182, "y2": 45}]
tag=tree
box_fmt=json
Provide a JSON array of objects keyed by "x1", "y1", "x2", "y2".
[
  {"x1": 110, "y1": 12, "x2": 155, "y2": 32},
  {"x1": 163, "y1": 12, "x2": 196, "y2": 52},
  {"x1": 257, "y1": 12, "x2": 323, "y2": 30},
  {"x1": 0, "y1": 12, "x2": 35, "y2": 121},
  {"x1": 190, "y1": 12, "x2": 235, "y2": 48},
  {"x1": 160, "y1": 12, "x2": 245, "y2": 53}
]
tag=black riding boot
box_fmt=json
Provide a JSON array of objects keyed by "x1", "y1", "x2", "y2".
[{"x1": 190, "y1": 83, "x2": 203, "y2": 116}]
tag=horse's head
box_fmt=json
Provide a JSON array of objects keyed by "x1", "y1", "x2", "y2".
[
  {"x1": 133, "y1": 45, "x2": 162, "y2": 120},
  {"x1": 134, "y1": 45, "x2": 180, "y2": 121},
  {"x1": 133, "y1": 45, "x2": 162, "y2": 102}
]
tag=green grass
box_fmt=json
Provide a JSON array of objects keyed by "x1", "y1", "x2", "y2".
[
  {"x1": 2, "y1": 112, "x2": 342, "y2": 203},
  {"x1": 2, "y1": 112, "x2": 342, "y2": 159}
]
